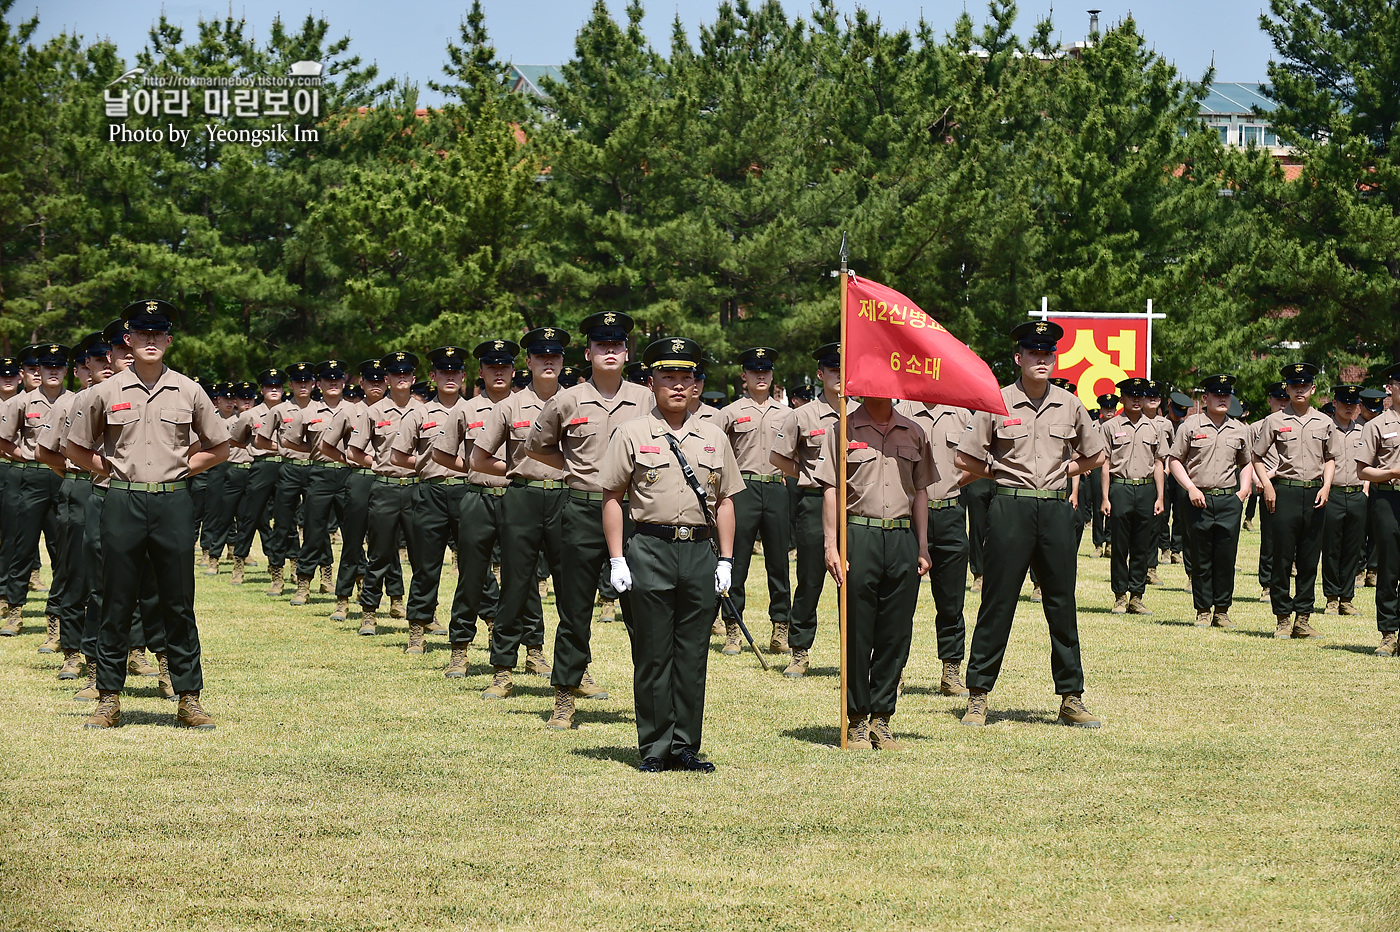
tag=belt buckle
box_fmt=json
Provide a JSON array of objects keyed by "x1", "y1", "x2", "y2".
[
  {"x1": 676, "y1": 526, "x2": 693, "y2": 541},
  {"x1": 881, "y1": 518, "x2": 893, "y2": 529}
]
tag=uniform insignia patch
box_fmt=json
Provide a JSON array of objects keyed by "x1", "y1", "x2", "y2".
[
  {"x1": 704, "y1": 446, "x2": 715, "y2": 453},
  {"x1": 810, "y1": 428, "x2": 826, "y2": 436},
  {"x1": 512, "y1": 420, "x2": 531, "y2": 428},
  {"x1": 422, "y1": 421, "x2": 437, "y2": 430},
  {"x1": 570, "y1": 417, "x2": 588, "y2": 425},
  {"x1": 640, "y1": 445, "x2": 660, "y2": 454},
  {"x1": 735, "y1": 416, "x2": 751, "y2": 424},
  {"x1": 645, "y1": 468, "x2": 659, "y2": 483},
  {"x1": 1003, "y1": 418, "x2": 1021, "y2": 426},
  {"x1": 848, "y1": 441, "x2": 868, "y2": 450},
  {"x1": 468, "y1": 421, "x2": 484, "y2": 429}
]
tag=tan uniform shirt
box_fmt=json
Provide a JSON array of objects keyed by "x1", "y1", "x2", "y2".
[
  {"x1": 898, "y1": 401, "x2": 971, "y2": 502},
  {"x1": 349, "y1": 395, "x2": 415, "y2": 477},
  {"x1": 255, "y1": 399, "x2": 313, "y2": 461},
  {"x1": 1251, "y1": 407, "x2": 1337, "y2": 481},
  {"x1": 2, "y1": 387, "x2": 67, "y2": 461},
  {"x1": 476, "y1": 387, "x2": 565, "y2": 482},
  {"x1": 225, "y1": 410, "x2": 253, "y2": 465},
  {"x1": 1250, "y1": 418, "x2": 1281, "y2": 474},
  {"x1": 1356, "y1": 410, "x2": 1400, "y2": 484},
  {"x1": 526, "y1": 379, "x2": 653, "y2": 492},
  {"x1": 1329, "y1": 418, "x2": 1364, "y2": 486},
  {"x1": 692, "y1": 405, "x2": 721, "y2": 425},
  {"x1": 36, "y1": 392, "x2": 77, "y2": 460},
  {"x1": 1100, "y1": 413, "x2": 1164, "y2": 480},
  {"x1": 813, "y1": 405, "x2": 936, "y2": 520},
  {"x1": 57, "y1": 386, "x2": 111, "y2": 487},
  {"x1": 284, "y1": 401, "x2": 351, "y2": 465},
  {"x1": 772, "y1": 395, "x2": 841, "y2": 490},
  {"x1": 392, "y1": 397, "x2": 462, "y2": 479},
  {"x1": 1168, "y1": 413, "x2": 1250, "y2": 489},
  {"x1": 434, "y1": 394, "x2": 509, "y2": 487},
  {"x1": 0, "y1": 394, "x2": 22, "y2": 458},
  {"x1": 230, "y1": 403, "x2": 274, "y2": 459},
  {"x1": 718, "y1": 395, "x2": 788, "y2": 477},
  {"x1": 67, "y1": 366, "x2": 229, "y2": 483},
  {"x1": 600, "y1": 408, "x2": 744, "y2": 525},
  {"x1": 958, "y1": 381, "x2": 1105, "y2": 490}
]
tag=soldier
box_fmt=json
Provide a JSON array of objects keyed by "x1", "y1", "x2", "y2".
[
  {"x1": 954, "y1": 321, "x2": 1106, "y2": 728},
  {"x1": 1086, "y1": 392, "x2": 1116, "y2": 558},
  {"x1": 471, "y1": 328, "x2": 571, "y2": 698},
  {"x1": 1356, "y1": 364, "x2": 1400, "y2": 655},
  {"x1": 281, "y1": 360, "x2": 352, "y2": 607},
  {"x1": 717, "y1": 347, "x2": 792, "y2": 655},
  {"x1": 1358, "y1": 387, "x2": 1387, "y2": 588},
  {"x1": 1142, "y1": 383, "x2": 1172, "y2": 584},
  {"x1": 1252, "y1": 363, "x2": 1338, "y2": 639},
  {"x1": 1099, "y1": 378, "x2": 1165, "y2": 615},
  {"x1": 1167, "y1": 375, "x2": 1253, "y2": 627},
  {"x1": 226, "y1": 369, "x2": 285, "y2": 585},
  {"x1": 1252, "y1": 382, "x2": 1290, "y2": 601},
  {"x1": 66, "y1": 299, "x2": 229, "y2": 729},
  {"x1": 255, "y1": 362, "x2": 316, "y2": 596},
  {"x1": 770, "y1": 344, "x2": 841, "y2": 678},
  {"x1": 624, "y1": 361, "x2": 649, "y2": 386},
  {"x1": 1322, "y1": 384, "x2": 1367, "y2": 616},
  {"x1": 600, "y1": 337, "x2": 742, "y2": 772},
  {"x1": 525, "y1": 313, "x2": 651, "y2": 729},
  {"x1": 202, "y1": 381, "x2": 257, "y2": 576},
  {"x1": 0, "y1": 356, "x2": 20, "y2": 588},
  {"x1": 196, "y1": 382, "x2": 233, "y2": 570}
]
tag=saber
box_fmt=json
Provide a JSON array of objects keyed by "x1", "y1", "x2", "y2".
[{"x1": 720, "y1": 593, "x2": 769, "y2": 670}]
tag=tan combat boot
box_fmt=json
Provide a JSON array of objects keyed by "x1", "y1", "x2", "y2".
[
  {"x1": 176, "y1": 692, "x2": 215, "y2": 729},
  {"x1": 1340, "y1": 601, "x2": 1362, "y2": 616},
  {"x1": 128, "y1": 648, "x2": 157, "y2": 677},
  {"x1": 29, "y1": 568, "x2": 45, "y2": 591},
  {"x1": 524, "y1": 645, "x2": 551, "y2": 676},
  {"x1": 571, "y1": 670, "x2": 608, "y2": 700},
  {"x1": 1375, "y1": 632, "x2": 1398, "y2": 657},
  {"x1": 1260, "y1": 586, "x2": 1271, "y2": 602},
  {"x1": 538, "y1": 578, "x2": 550, "y2": 601},
  {"x1": 481, "y1": 616, "x2": 494, "y2": 646},
  {"x1": 1146, "y1": 568, "x2": 1161, "y2": 586},
  {"x1": 83, "y1": 691, "x2": 121, "y2": 729},
  {"x1": 711, "y1": 616, "x2": 725, "y2": 637},
  {"x1": 1355, "y1": 571, "x2": 1367, "y2": 590},
  {"x1": 482, "y1": 666, "x2": 513, "y2": 700},
  {"x1": 230, "y1": 556, "x2": 245, "y2": 586},
  {"x1": 1292, "y1": 614, "x2": 1323, "y2": 639},
  {"x1": 155, "y1": 652, "x2": 176, "y2": 700},
  {"x1": 940, "y1": 661, "x2": 970, "y2": 697},
  {"x1": 1274, "y1": 615, "x2": 1294, "y2": 638},
  {"x1": 971, "y1": 574, "x2": 983, "y2": 592},
  {"x1": 319, "y1": 565, "x2": 332, "y2": 593},
  {"x1": 425, "y1": 617, "x2": 447, "y2": 636},
  {"x1": 358, "y1": 609, "x2": 377, "y2": 637},
  {"x1": 1093, "y1": 544, "x2": 1104, "y2": 558},
  {"x1": 598, "y1": 598, "x2": 617, "y2": 623},
  {"x1": 783, "y1": 648, "x2": 810, "y2": 678},
  {"x1": 962, "y1": 689, "x2": 989, "y2": 727},
  {"x1": 1195, "y1": 610, "x2": 1212, "y2": 627},
  {"x1": 1325, "y1": 599, "x2": 1340, "y2": 615},
  {"x1": 1211, "y1": 609, "x2": 1233, "y2": 629},
  {"x1": 444, "y1": 644, "x2": 470, "y2": 678},
  {"x1": 37, "y1": 614, "x2": 60, "y2": 653},
  {"x1": 205, "y1": 552, "x2": 219, "y2": 576},
  {"x1": 846, "y1": 715, "x2": 873, "y2": 749},
  {"x1": 869, "y1": 715, "x2": 903, "y2": 750},
  {"x1": 1102, "y1": 542, "x2": 1112, "y2": 559},
  {"x1": 0, "y1": 603, "x2": 21, "y2": 637},
  {"x1": 289, "y1": 574, "x2": 312, "y2": 606},
  {"x1": 1031, "y1": 585, "x2": 1043, "y2": 602},
  {"x1": 1367, "y1": 570, "x2": 1378, "y2": 587},
  {"x1": 1111, "y1": 594, "x2": 1128, "y2": 614},
  {"x1": 769, "y1": 621, "x2": 790, "y2": 654},
  {"x1": 389, "y1": 597, "x2": 406, "y2": 620},
  {"x1": 58, "y1": 649, "x2": 84, "y2": 680},
  {"x1": 266, "y1": 565, "x2": 284, "y2": 597},
  {"x1": 1170, "y1": 551, "x2": 1182, "y2": 565},
  {"x1": 329, "y1": 599, "x2": 349, "y2": 622},
  {"x1": 1057, "y1": 693, "x2": 1102, "y2": 728},
  {"x1": 722, "y1": 622, "x2": 742, "y2": 656},
  {"x1": 546, "y1": 687, "x2": 577, "y2": 731},
  {"x1": 73, "y1": 658, "x2": 99, "y2": 700},
  {"x1": 404, "y1": 623, "x2": 426, "y2": 655},
  {"x1": 1127, "y1": 595, "x2": 1152, "y2": 616}
]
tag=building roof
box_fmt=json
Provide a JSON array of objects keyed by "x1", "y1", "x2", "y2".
[
  {"x1": 1200, "y1": 83, "x2": 1274, "y2": 116},
  {"x1": 508, "y1": 64, "x2": 564, "y2": 99}
]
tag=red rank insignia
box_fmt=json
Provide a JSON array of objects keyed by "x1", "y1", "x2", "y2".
[
  {"x1": 570, "y1": 417, "x2": 588, "y2": 425},
  {"x1": 640, "y1": 445, "x2": 660, "y2": 454},
  {"x1": 1003, "y1": 418, "x2": 1021, "y2": 426},
  {"x1": 848, "y1": 441, "x2": 868, "y2": 450}
]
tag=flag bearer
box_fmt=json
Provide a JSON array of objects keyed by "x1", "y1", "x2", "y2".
[{"x1": 1099, "y1": 377, "x2": 1165, "y2": 616}]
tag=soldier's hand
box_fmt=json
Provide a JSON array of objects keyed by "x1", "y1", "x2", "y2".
[
  {"x1": 1100, "y1": 500, "x2": 1111, "y2": 517},
  {"x1": 825, "y1": 544, "x2": 844, "y2": 586},
  {"x1": 1263, "y1": 487, "x2": 1277, "y2": 513},
  {"x1": 1189, "y1": 486, "x2": 1207, "y2": 508},
  {"x1": 609, "y1": 557, "x2": 632, "y2": 593},
  {"x1": 714, "y1": 558, "x2": 732, "y2": 595},
  {"x1": 1314, "y1": 490, "x2": 1328, "y2": 509},
  {"x1": 916, "y1": 548, "x2": 931, "y2": 577},
  {"x1": 1236, "y1": 489, "x2": 1249, "y2": 504},
  {"x1": 1153, "y1": 498, "x2": 1165, "y2": 516}
]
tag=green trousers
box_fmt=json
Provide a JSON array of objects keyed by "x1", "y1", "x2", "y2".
[
  {"x1": 1182, "y1": 491, "x2": 1243, "y2": 612},
  {"x1": 362, "y1": 480, "x2": 416, "y2": 611},
  {"x1": 1257, "y1": 499, "x2": 1274, "y2": 590},
  {"x1": 80, "y1": 487, "x2": 157, "y2": 659},
  {"x1": 1321, "y1": 488, "x2": 1367, "y2": 601},
  {"x1": 926, "y1": 502, "x2": 969, "y2": 664},
  {"x1": 270, "y1": 461, "x2": 311, "y2": 570},
  {"x1": 966, "y1": 494, "x2": 1084, "y2": 695},
  {"x1": 1371, "y1": 489, "x2": 1400, "y2": 635},
  {"x1": 190, "y1": 469, "x2": 209, "y2": 541},
  {"x1": 96, "y1": 488, "x2": 202, "y2": 693},
  {"x1": 491, "y1": 483, "x2": 564, "y2": 669},
  {"x1": 788, "y1": 491, "x2": 827, "y2": 652},
  {"x1": 845, "y1": 522, "x2": 919, "y2": 718},
  {"x1": 448, "y1": 488, "x2": 524, "y2": 645},
  {"x1": 722, "y1": 477, "x2": 790, "y2": 627},
  {"x1": 197, "y1": 462, "x2": 230, "y2": 555},
  {"x1": 233, "y1": 458, "x2": 281, "y2": 564},
  {"x1": 960, "y1": 477, "x2": 995, "y2": 576},
  {"x1": 296, "y1": 464, "x2": 348, "y2": 579},
  {"x1": 336, "y1": 469, "x2": 402, "y2": 600},
  {"x1": 1087, "y1": 468, "x2": 1108, "y2": 547},
  {"x1": 204, "y1": 463, "x2": 250, "y2": 558},
  {"x1": 1108, "y1": 482, "x2": 1156, "y2": 596},
  {"x1": 2, "y1": 467, "x2": 62, "y2": 611},
  {"x1": 552, "y1": 495, "x2": 634, "y2": 689},
  {"x1": 406, "y1": 480, "x2": 466, "y2": 623},
  {"x1": 624, "y1": 533, "x2": 716, "y2": 762},
  {"x1": 1268, "y1": 484, "x2": 1326, "y2": 617},
  {"x1": 57, "y1": 476, "x2": 90, "y2": 647}
]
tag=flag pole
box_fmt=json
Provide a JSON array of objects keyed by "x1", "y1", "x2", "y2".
[{"x1": 837, "y1": 233, "x2": 850, "y2": 751}]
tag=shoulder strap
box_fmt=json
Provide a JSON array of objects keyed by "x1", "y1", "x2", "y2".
[{"x1": 662, "y1": 432, "x2": 719, "y2": 552}]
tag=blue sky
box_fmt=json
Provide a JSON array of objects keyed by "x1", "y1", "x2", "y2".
[{"x1": 30, "y1": 0, "x2": 1277, "y2": 104}]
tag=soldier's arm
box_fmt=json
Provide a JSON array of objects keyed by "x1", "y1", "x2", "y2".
[
  {"x1": 36, "y1": 444, "x2": 67, "y2": 476},
  {"x1": 524, "y1": 396, "x2": 568, "y2": 470},
  {"x1": 189, "y1": 441, "x2": 230, "y2": 476},
  {"x1": 320, "y1": 439, "x2": 348, "y2": 464},
  {"x1": 469, "y1": 410, "x2": 509, "y2": 477}
]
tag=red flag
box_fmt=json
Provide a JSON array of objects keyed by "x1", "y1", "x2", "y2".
[{"x1": 843, "y1": 275, "x2": 1008, "y2": 415}]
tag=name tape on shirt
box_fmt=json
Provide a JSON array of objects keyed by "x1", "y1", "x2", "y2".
[
  {"x1": 570, "y1": 417, "x2": 588, "y2": 425},
  {"x1": 25, "y1": 412, "x2": 43, "y2": 418},
  {"x1": 422, "y1": 421, "x2": 437, "y2": 430},
  {"x1": 1279, "y1": 426, "x2": 1293, "y2": 433},
  {"x1": 810, "y1": 428, "x2": 826, "y2": 437},
  {"x1": 1194, "y1": 433, "x2": 1208, "y2": 440},
  {"x1": 704, "y1": 445, "x2": 716, "y2": 453},
  {"x1": 468, "y1": 421, "x2": 484, "y2": 430},
  {"x1": 308, "y1": 418, "x2": 323, "y2": 425},
  {"x1": 512, "y1": 420, "x2": 531, "y2": 428},
  {"x1": 640, "y1": 445, "x2": 661, "y2": 454},
  {"x1": 1003, "y1": 418, "x2": 1021, "y2": 427},
  {"x1": 376, "y1": 420, "x2": 393, "y2": 428},
  {"x1": 735, "y1": 416, "x2": 752, "y2": 424},
  {"x1": 1113, "y1": 431, "x2": 1126, "y2": 438},
  {"x1": 848, "y1": 441, "x2": 869, "y2": 450}
]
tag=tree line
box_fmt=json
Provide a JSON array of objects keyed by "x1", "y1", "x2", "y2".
[{"x1": 0, "y1": 0, "x2": 1396, "y2": 403}]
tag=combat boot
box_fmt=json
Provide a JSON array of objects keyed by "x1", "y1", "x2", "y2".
[
  {"x1": 869, "y1": 715, "x2": 903, "y2": 750},
  {"x1": 1031, "y1": 584, "x2": 1042, "y2": 602},
  {"x1": 1340, "y1": 600, "x2": 1362, "y2": 616},
  {"x1": 1102, "y1": 542, "x2": 1112, "y2": 559},
  {"x1": 1292, "y1": 614, "x2": 1323, "y2": 639},
  {"x1": 73, "y1": 658, "x2": 98, "y2": 700},
  {"x1": 389, "y1": 597, "x2": 406, "y2": 619},
  {"x1": 319, "y1": 565, "x2": 332, "y2": 593},
  {"x1": 83, "y1": 691, "x2": 121, "y2": 729},
  {"x1": 38, "y1": 615, "x2": 59, "y2": 653},
  {"x1": 722, "y1": 622, "x2": 742, "y2": 655},
  {"x1": 1057, "y1": 693, "x2": 1101, "y2": 728},
  {"x1": 1111, "y1": 593, "x2": 1128, "y2": 614},
  {"x1": 570, "y1": 670, "x2": 608, "y2": 700},
  {"x1": 783, "y1": 648, "x2": 809, "y2": 678},
  {"x1": 329, "y1": 599, "x2": 349, "y2": 622},
  {"x1": 845, "y1": 715, "x2": 873, "y2": 749},
  {"x1": 538, "y1": 577, "x2": 550, "y2": 601},
  {"x1": 1211, "y1": 609, "x2": 1234, "y2": 629},
  {"x1": 482, "y1": 666, "x2": 513, "y2": 700},
  {"x1": 1375, "y1": 632, "x2": 1398, "y2": 657},
  {"x1": 230, "y1": 556, "x2": 245, "y2": 586},
  {"x1": 962, "y1": 689, "x2": 989, "y2": 727},
  {"x1": 176, "y1": 692, "x2": 215, "y2": 729},
  {"x1": 289, "y1": 574, "x2": 312, "y2": 607},
  {"x1": 444, "y1": 644, "x2": 470, "y2": 678},
  {"x1": 1325, "y1": 599, "x2": 1340, "y2": 615},
  {"x1": 57, "y1": 649, "x2": 83, "y2": 680},
  {"x1": 1260, "y1": 586, "x2": 1271, "y2": 602},
  {"x1": 1146, "y1": 567, "x2": 1161, "y2": 586},
  {"x1": 1127, "y1": 595, "x2": 1152, "y2": 616},
  {"x1": 1355, "y1": 571, "x2": 1366, "y2": 590},
  {"x1": 404, "y1": 622, "x2": 426, "y2": 655},
  {"x1": 266, "y1": 565, "x2": 284, "y2": 597},
  {"x1": 205, "y1": 552, "x2": 219, "y2": 576},
  {"x1": 358, "y1": 609, "x2": 377, "y2": 637},
  {"x1": 769, "y1": 621, "x2": 790, "y2": 654},
  {"x1": 155, "y1": 652, "x2": 176, "y2": 700},
  {"x1": 940, "y1": 661, "x2": 970, "y2": 697},
  {"x1": 0, "y1": 604, "x2": 21, "y2": 637},
  {"x1": 425, "y1": 617, "x2": 447, "y2": 635},
  {"x1": 29, "y1": 568, "x2": 45, "y2": 591},
  {"x1": 524, "y1": 645, "x2": 551, "y2": 676},
  {"x1": 481, "y1": 616, "x2": 494, "y2": 646},
  {"x1": 1367, "y1": 570, "x2": 1378, "y2": 587},
  {"x1": 1274, "y1": 615, "x2": 1294, "y2": 638},
  {"x1": 546, "y1": 687, "x2": 577, "y2": 731},
  {"x1": 971, "y1": 574, "x2": 983, "y2": 592},
  {"x1": 711, "y1": 617, "x2": 725, "y2": 637},
  {"x1": 1195, "y1": 610, "x2": 1212, "y2": 627},
  {"x1": 1093, "y1": 544, "x2": 1104, "y2": 558},
  {"x1": 128, "y1": 648, "x2": 157, "y2": 677},
  {"x1": 598, "y1": 598, "x2": 617, "y2": 623},
  {"x1": 1171, "y1": 551, "x2": 1182, "y2": 565}
]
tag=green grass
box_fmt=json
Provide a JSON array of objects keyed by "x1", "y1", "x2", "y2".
[{"x1": 1, "y1": 524, "x2": 1397, "y2": 932}]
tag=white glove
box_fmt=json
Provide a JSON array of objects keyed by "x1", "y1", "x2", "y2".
[
  {"x1": 609, "y1": 557, "x2": 632, "y2": 593},
  {"x1": 715, "y1": 558, "x2": 732, "y2": 596}
]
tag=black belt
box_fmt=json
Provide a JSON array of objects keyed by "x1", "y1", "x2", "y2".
[
  {"x1": 1110, "y1": 476, "x2": 1152, "y2": 486},
  {"x1": 996, "y1": 487, "x2": 1068, "y2": 500},
  {"x1": 633, "y1": 522, "x2": 710, "y2": 541},
  {"x1": 1333, "y1": 484, "x2": 1363, "y2": 494},
  {"x1": 1276, "y1": 478, "x2": 1322, "y2": 488}
]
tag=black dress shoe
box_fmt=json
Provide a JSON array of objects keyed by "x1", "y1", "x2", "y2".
[
  {"x1": 672, "y1": 747, "x2": 715, "y2": 773},
  {"x1": 637, "y1": 757, "x2": 667, "y2": 773}
]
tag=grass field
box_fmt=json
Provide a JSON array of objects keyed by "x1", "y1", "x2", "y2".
[{"x1": 1, "y1": 523, "x2": 1397, "y2": 932}]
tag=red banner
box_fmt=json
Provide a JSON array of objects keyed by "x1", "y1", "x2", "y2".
[
  {"x1": 1048, "y1": 316, "x2": 1148, "y2": 409},
  {"x1": 844, "y1": 275, "x2": 1008, "y2": 415}
]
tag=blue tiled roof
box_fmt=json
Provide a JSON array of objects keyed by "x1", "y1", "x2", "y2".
[
  {"x1": 1200, "y1": 82, "x2": 1274, "y2": 116},
  {"x1": 508, "y1": 64, "x2": 564, "y2": 97}
]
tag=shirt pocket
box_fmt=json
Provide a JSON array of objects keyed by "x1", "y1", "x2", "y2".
[
  {"x1": 635, "y1": 449, "x2": 673, "y2": 488},
  {"x1": 1048, "y1": 423, "x2": 1077, "y2": 442},
  {"x1": 565, "y1": 415, "x2": 599, "y2": 443},
  {"x1": 159, "y1": 407, "x2": 193, "y2": 447},
  {"x1": 894, "y1": 443, "x2": 922, "y2": 491}
]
